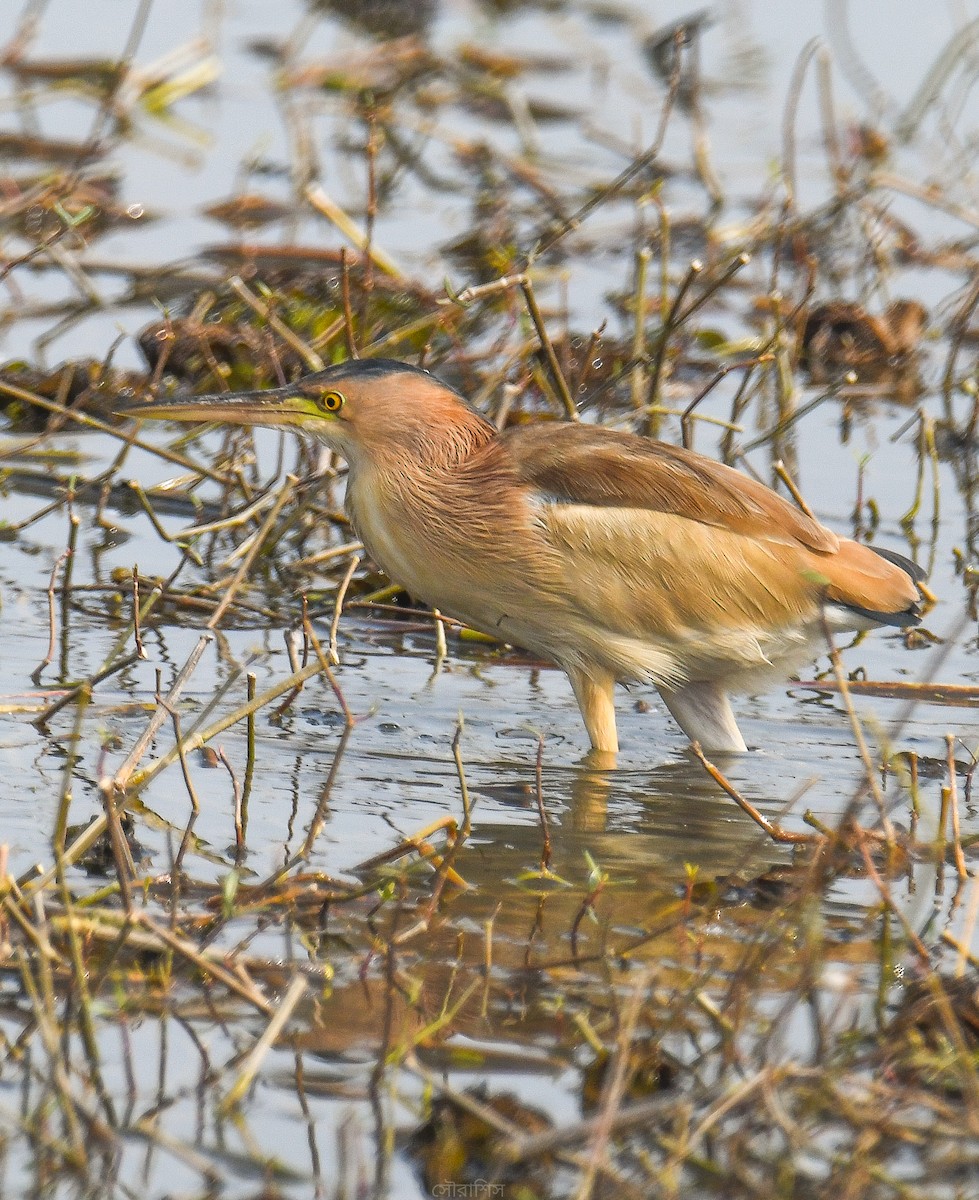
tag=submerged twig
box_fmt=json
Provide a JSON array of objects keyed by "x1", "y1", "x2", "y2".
[{"x1": 690, "y1": 744, "x2": 816, "y2": 844}]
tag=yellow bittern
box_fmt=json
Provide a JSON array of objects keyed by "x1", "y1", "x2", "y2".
[{"x1": 130, "y1": 358, "x2": 923, "y2": 754}]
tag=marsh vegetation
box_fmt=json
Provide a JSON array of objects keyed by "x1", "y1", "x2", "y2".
[{"x1": 1, "y1": 1, "x2": 979, "y2": 1196}]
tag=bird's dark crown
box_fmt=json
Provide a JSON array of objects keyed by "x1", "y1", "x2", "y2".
[
  {"x1": 312, "y1": 358, "x2": 437, "y2": 386},
  {"x1": 302, "y1": 357, "x2": 474, "y2": 408}
]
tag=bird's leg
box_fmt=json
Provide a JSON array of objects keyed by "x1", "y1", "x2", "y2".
[
  {"x1": 567, "y1": 666, "x2": 619, "y2": 753},
  {"x1": 657, "y1": 680, "x2": 748, "y2": 753}
]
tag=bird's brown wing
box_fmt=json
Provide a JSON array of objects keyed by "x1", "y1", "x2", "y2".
[
  {"x1": 498, "y1": 423, "x2": 919, "y2": 637},
  {"x1": 500, "y1": 422, "x2": 838, "y2": 552}
]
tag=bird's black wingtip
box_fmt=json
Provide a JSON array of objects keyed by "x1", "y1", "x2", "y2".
[
  {"x1": 869, "y1": 544, "x2": 927, "y2": 584},
  {"x1": 841, "y1": 600, "x2": 922, "y2": 629},
  {"x1": 839, "y1": 543, "x2": 925, "y2": 629}
]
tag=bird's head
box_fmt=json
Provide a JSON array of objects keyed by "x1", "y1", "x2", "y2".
[{"x1": 124, "y1": 358, "x2": 493, "y2": 468}]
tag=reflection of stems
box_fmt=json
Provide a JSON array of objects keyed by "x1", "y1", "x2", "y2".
[
  {"x1": 207, "y1": 474, "x2": 297, "y2": 629},
  {"x1": 156, "y1": 691, "x2": 201, "y2": 877},
  {"x1": 54, "y1": 685, "x2": 90, "y2": 857},
  {"x1": 32, "y1": 549, "x2": 69, "y2": 685},
  {"x1": 534, "y1": 735, "x2": 551, "y2": 872},
  {"x1": 298, "y1": 606, "x2": 355, "y2": 727},
  {"x1": 329, "y1": 553, "x2": 361, "y2": 665},
  {"x1": 241, "y1": 673, "x2": 256, "y2": 838},
  {"x1": 58, "y1": 506, "x2": 79, "y2": 681},
  {"x1": 24, "y1": 652, "x2": 333, "y2": 894},
  {"x1": 822, "y1": 616, "x2": 893, "y2": 841},
  {"x1": 221, "y1": 972, "x2": 308, "y2": 1111},
  {"x1": 217, "y1": 747, "x2": 244, "y2": 860},
  {"x1": 114, "y1": 631, "x2": 213, "y2": 789},
  {"x1": 899, "y1": 412, "x2": 940, "y2": 547},
  {"x1": 131, "y1": 655, "x2": 330, "y2": 790},
  {"x1": 946, "y1": 735, "x2": 968, "y2": 880},
  {"x1": 900, "y1": 410, "x2": 927, "y2": 528},
  {"x1": 132, "y1": 566, "x2": 145, "y2": 658},
  {"x1": 453, "y1": 717, "x2": 472, "y2": 840},
  {"x1": 33, "y1": 651, "x2": 140, "y2": 730}
]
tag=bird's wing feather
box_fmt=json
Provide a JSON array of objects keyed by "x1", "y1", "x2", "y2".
[
  {"x1": 536, "y1": 501, "x2": 818, "y2": 642},
  {"x1": 500, "y1": 422, "x2": 839, "y2": 552},
  {"x1": 496, "y1": 424, "x2": 919, "y2": 641}
]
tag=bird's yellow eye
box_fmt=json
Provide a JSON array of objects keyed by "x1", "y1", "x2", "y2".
[{"x1": 317, "y1": 389, "x2": 345, "y2": 414}]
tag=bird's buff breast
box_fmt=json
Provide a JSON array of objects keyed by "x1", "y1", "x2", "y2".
[{"x1": 345, "y1": 463, "x2": 558, "y2": 640}]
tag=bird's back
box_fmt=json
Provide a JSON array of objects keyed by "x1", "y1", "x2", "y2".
[{"x1": 492, "y1": 421, "x2": 922, "y2": 671}]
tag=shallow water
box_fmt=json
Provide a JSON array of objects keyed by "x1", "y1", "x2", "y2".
[{"x1": 2, "y1": 1, "x2": 979, "y2": 1197}]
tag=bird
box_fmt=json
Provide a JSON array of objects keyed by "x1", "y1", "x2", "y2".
[{"x1": 127, "y1": 357, "x2": 924, "y2": 755}]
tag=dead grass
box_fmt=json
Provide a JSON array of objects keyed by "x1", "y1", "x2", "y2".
[{"x1": 0, "y1": 2, "x2": 978, "y2": 1197}]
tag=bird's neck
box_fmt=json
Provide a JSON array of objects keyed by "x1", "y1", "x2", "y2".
[
  {"x1": 344, "y1": 412, "x2": 498, "y2": 594},
  {"x1": 358, "y1": 407, "x2": 496, "y2": 477},
  {"x1": 344, "y1": 408, "x2": 497, "y2": 552}
]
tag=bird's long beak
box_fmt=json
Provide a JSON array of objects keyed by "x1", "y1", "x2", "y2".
[{"x1": 121, "y1": 384, "x2": 318, "y2": 428}]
